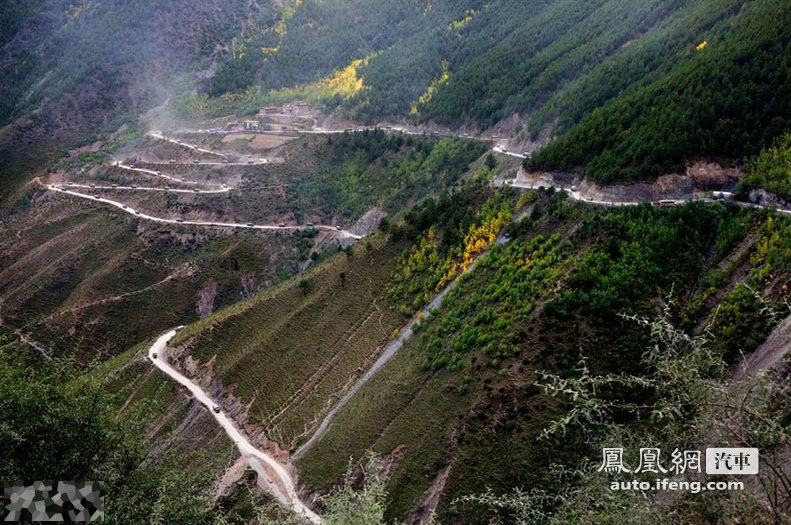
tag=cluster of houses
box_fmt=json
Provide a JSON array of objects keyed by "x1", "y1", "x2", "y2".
[{"x1": 259, "y1": 101, "x2": 311, "y2": 116}]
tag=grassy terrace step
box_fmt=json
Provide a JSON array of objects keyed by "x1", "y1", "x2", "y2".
[
  {"x1": 294, "y1": 214, "x2": 581, "y2": 520},
  {"x1": 172, "y1": 234, "x2": 410, "y2": 447}
]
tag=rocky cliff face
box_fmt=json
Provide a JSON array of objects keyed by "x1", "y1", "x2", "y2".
[
  {"x1": 520, "y1": 160, "x2": 743, "y2": 202},
  {"x1": 747, "y1": 189, "x2": 789, "y2": 208}
]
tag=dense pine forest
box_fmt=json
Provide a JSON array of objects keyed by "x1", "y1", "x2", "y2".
[
  {"x1": 199, "y1": 0, "x2": 791, "y2": 183},
  {"x1": 527, "y1": 0, "x2": 790, "y2": 182}
]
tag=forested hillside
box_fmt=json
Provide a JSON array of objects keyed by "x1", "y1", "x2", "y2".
[
  {"x1": 528, "y1": 0, "x2": 790, "y2": 182},
  {"x1": 200, "y1": 0, "x2": 790, "y2": 184},
  {"x1": 207, "y1": 0, "x2": 483, "y2": 100},
  {"x1": 210, "y1": 0, "x2": 725, "y2": 127},
  {"x1": 0, "y1": 0, "x2": 248, "y2": 204}
]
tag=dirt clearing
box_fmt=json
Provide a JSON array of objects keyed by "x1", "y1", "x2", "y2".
[{"x1": 222, "y1": 133, "x2": 294, "y2": 150}]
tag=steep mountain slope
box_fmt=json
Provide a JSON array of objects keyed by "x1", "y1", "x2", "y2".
[
  {"x1": 157, "y1": 184, "x2": 790, "y2": 522},
  {"x1": 201, "y1": 0, "x2": 789, "y2": 185},
  {"x1": 206, "y1": 0, "x2": 485, "y2": 99},
  {"x1": 528, "y1": 0, "x2": 790, "y2": 182},
  {"x1": 299, "y1": 198, "x2": 787, "y2": 522},
  {"x1": 0, "y1": 0, "x2": 249, "y2": 204},
  {"x1": 0, "y1": 131, "x2": 484, "y2": 359}
]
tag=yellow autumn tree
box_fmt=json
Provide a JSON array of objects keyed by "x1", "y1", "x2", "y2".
[{"x1": 437, "y1": 211, "x2": 511, "y2": 289}]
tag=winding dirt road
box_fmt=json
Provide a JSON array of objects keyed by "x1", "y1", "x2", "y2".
[
  {"x1": 55, "y1": 182, "x2": 230, "y2": 194},
  {"x1": 115, "y1": 161, "x2": 194, "y2": 185},
  {"x1": 148, "y1": 329, "x2": 322, "y2": 524},
  {"x1": 148, "y1": 131, "x2": 229, "y2": 158},
  {"x1": 47, "y1": 185, "x2": 362, "y2": 238},
  {"x1": 293, "y1": 216, "x2": 518, "y2": 458},
  {"x1": 47, "y1": 131, "x2": 362, "y2": 237},
  {"x1": 148, "y1": 131, "x2": 270, "y2": 165},
  {"x1": 164, "y1": 124, "x2": 791, "y2": 215},
  {"x1": 500, "y1": 177, "x2": 791, "y2": 215}
]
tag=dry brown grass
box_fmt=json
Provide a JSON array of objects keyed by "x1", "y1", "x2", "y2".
[
  {"x1": 176, "y1": 234, "x2": 411, "y2": 448},
  {"x1": 221, "y1": 133, "x2": 294, "y2": 150}
]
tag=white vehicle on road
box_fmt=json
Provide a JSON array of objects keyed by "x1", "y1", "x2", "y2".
[{"x1": 147, "y1": 331, "x2": 322, "y2": 524}]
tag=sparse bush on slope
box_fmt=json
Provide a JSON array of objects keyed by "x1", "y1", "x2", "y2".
[{"x1": 460, "y1": 298, "x2": 790, "y2": 523}]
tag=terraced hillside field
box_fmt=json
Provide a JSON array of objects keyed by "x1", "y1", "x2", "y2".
[
  {"x1": 0, "y1": 124, "x2": 488, "y2": 359},
  {"x1": 165, "y1": 186, "x2": 791, "y2": 522},
  {"x1": 172, "y1": 234, "x2": 407, "y2": 448}
]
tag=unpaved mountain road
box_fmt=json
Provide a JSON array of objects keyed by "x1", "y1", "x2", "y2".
[
  {"x1": 47, "y1": 185, "x2": 362, "y2": 239},
  {"x1": 148, "y1": 329, "x2": 322, "y2": 524},
  {"x1": 732, "y1": 314, "x2": 791, "y2": 380},
  {"x1": 115, "y1": 161, "x2": 195, "y2": 185},
  {"x1": 148, "y1": 131, "x2": 271, "y2": 165},
  {"x1": 501, "y1": 177, "x2": 791, "y2": 215},
  {"x1": 164, "y1": 125, "x2": 791, "y2": 215},
  {"x1": 46, "y1": 132, "x2": 361, "y2": 238},
  {"x1": 45, "y1": 123, "x2": 790, "y2": 500},
  {"x1": 294, "y1": 215, "x2": 519, "y2": 459},
  {"x1": 148, "y1": 131, "x2": 230, "y2": 158},
  {"x1": 144, "y1": 160, "x2": 272, "y2": 166},
  {"x1": 55, "y1": 183, "x2": 230, "y2": 194}
]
